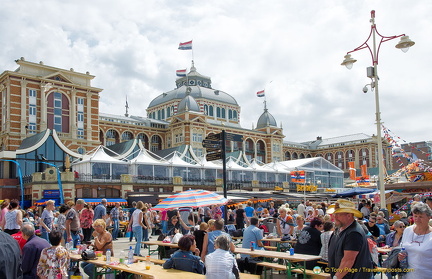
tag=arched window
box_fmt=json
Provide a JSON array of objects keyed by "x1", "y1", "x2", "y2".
[
  {"x1": 106, "y1": 129, "x2": 119, "y2": 146},
  {"x1": 228, "y1": 109, "x2": 233, "y2": 120},
  {"x1": 208, "y1": 105, "x2": 214, "y2": 116},
  {"x1": 221, "y1": 108, "x2": 226, "y2": 118},
  {"x1": 151, "y1": 135, "x2": 162, "y2": 151},
  {"x1": 325, "y1": 153, "x2": 333, "y2": 163},
  {"x1": 216, "y1": 107, "x2": 221, "y2": 117},
  {"x1": 359, "y1": 148, "x2": 370, "y2": 167},
  {"x1": 121, "y1": 131, "x2": 133, "y2": 141},
  {"x1": 336, "y1": 151, "x2": 344, "y2": 169},
  {"x1": 285, "y1": 152, "x2": 291, "y2": 160}
]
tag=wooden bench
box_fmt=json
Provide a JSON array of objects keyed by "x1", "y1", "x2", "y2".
[
  {"x1": 317, "y1": 260, "x2": 328, "y2": 266},
  {"x1": 257, "y1": 262, "x2": 286, "y2": 279},
  {"x1": 291, "y1": 268, "x2": 331, "y2": 279},
  {"x1": 239, "y1": 273, "x2": 260, "y2": 279}
]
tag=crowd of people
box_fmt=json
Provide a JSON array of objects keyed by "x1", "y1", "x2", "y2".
[{"x1": 0, "y1": 195, "x2": 431, "y2": 278}]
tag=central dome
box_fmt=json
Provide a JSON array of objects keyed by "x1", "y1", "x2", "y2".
[{"x1": 147, "y1": 62, "x2": 238, "y2": 109}]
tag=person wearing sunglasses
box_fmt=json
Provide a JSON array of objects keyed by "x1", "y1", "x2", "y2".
[
  {"x1": 398, "y1": 202, "x2": 432, "y2": 279},
  {"x1": 384, "y1": 220, "x2": 405, "y2": 248},
  {"x1": 364, "y1": 217, "x2": 380, "y2": 239}
]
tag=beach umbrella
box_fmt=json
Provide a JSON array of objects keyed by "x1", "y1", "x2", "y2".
[{"x1": 153, "y1": 189, "x2": 228, "y2": 210}]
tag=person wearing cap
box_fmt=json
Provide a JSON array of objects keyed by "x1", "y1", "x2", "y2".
[
  {"x1": 276, "y1": 207, "x2": 294, "y2": 237},
  {"x1": 327, "y1": 199, "x2": 373, "y2": 279}
]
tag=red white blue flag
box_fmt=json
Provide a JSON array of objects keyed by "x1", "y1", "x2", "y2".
[
  {"x1": 176, "y1": 69, "x2": 187, "y2": 77},
  {"x1": 178, "y1": 40, "x2": 193, "y2": 50},
  {"x1": 256, "y1": 90, "x2": 265, "y2": 97},
  {"x1": 291, "y1": 171, "x2": 305, "y2": 183}
]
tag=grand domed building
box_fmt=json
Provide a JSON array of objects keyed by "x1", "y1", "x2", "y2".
[{"x1": 0, "y1": 58, "x2": 392, "y2": 205}]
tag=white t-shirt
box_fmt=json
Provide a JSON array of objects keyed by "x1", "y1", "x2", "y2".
[{"x1": 400, "y1": 225, "x2": 432, "y2": 279}]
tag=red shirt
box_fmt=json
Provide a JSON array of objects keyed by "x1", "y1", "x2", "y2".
[{"x1": 11, "y1": 231, "x2": 27, "y2": 251}]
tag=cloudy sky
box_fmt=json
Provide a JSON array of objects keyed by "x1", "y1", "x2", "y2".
[{"x1": 1, "y1": 0, "x2": 430, "y2": 144}]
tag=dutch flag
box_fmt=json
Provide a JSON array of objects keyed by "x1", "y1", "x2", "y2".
[
  {"x1": 178, "y1": 40, "x2": 193, "y2": 50},
  {"x1": 176, "y1": 69, "x2": 187, "y2": 77},
  {"x1": 256, "y1": 90, "x2": 265, "y2": 97}
]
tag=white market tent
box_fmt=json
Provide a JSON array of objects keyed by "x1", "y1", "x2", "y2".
[
  {"x1": 72, "y1": 146, "x2": 129, "y2": 180},
  {"x1": 130, "y1": 148, "x2": 167, "y2": 178}
]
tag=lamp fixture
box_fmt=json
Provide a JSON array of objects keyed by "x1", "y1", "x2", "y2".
[
  {"x1": 395, "y1": 36, "x2": 415, "y2": 53},
  {"x1": 341, "y1": 54, "x2": 357, "y2": 69}
]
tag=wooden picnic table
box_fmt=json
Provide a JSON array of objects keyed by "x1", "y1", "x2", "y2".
[
  {"x1": 142, "y1": 240, "x2": 179, "y2": 256},
  {"x1": 234, "y1": 247, "x2": 322, "y2": 278},
  {"x1": 261, "y1": 237, "x2": 296, "y2": 251}
]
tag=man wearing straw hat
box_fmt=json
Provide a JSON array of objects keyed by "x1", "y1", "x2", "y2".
[{"x1": 327, "y1": 199, "x2": 373, "y2": 279}]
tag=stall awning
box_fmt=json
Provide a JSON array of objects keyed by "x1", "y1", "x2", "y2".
[
  {"x1": 34, "y1": 198, "x2": 60, "y2": 206},
  {"x1": 81, "y1": 198, "x2": 128, "y2": 206}
]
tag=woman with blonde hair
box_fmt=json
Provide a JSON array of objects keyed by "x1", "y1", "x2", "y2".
[
  {"x1": 81, "y1": 219, "x2": 114, "y2": 278},
  {"x1": 194, "y1": 222, "x2": 208, "y2": 256},
  {"x1": 293, "y1": 215, "x2": 305, "y2": 239}
]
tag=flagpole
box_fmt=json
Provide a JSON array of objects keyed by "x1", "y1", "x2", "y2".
[{"x1": 191, "y1": 40, "x2": 194, "y2": 61}]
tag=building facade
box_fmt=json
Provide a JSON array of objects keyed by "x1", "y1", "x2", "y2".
[{"x1": 0, "y1": 58, "x2": 393, "y2": 204}]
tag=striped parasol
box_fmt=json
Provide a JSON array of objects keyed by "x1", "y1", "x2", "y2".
[{"x1": 153, "y1": 189, "x2": 228, "y2": 210}]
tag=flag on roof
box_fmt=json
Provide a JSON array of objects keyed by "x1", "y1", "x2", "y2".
[
  {"x1": 176, "y1": 69, "x2": 187, "y2": 77},
  {"x1": 256, "y1": 90, "x2": 265, "y2": 97},
  {"x1": 178, "y1": 40, "x2": 193, "y2": 50}
]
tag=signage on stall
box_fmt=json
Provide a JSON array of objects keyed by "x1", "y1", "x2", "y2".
[{"x1": 43, "y1": 190, "x2": 60, "y2": 198}]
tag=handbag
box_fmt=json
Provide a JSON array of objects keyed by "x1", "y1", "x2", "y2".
[
  {"x1": 171, "y1": 233, "x2": 183, "y2": 244},
  {"x1": 81, "y1": 249, "x2": 97, "y2": 260}
]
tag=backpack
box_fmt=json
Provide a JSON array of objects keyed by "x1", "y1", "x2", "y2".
[{"x1": 232, "y1": 229, "x2": 243, "y2": 237}]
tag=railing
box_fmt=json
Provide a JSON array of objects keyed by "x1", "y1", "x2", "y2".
[{"x1": 75, "y1": 174, "x2": 121, "y2": 183}]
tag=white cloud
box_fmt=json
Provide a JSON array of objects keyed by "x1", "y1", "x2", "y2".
[{"x1": 0, "y1": 0, "x2": 430, "y2": 145}]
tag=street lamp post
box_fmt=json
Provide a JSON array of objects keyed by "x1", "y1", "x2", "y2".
[{"x1": 341, "y1": 10, "x2": 415, "y2": 209}]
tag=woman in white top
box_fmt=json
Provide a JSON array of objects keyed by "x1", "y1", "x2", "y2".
[
  {"x1": 293, "y1": 215, "x2": 305, "y2": 239},
  {"x1": 276, "y1": 207, "x2": 294, "y2": 237},
  {"x1": 3, "y1": 199, "x2": 23, "y2": 235},
  {"x1": 319, "y1": 221, "x2": 334, "y2": 262},
  {"x1": 399, "y1": 202, "x2": 432, "y2": 279},
  {"x1": 128, "y1": 201, "x2": 147, "y2": 256}
]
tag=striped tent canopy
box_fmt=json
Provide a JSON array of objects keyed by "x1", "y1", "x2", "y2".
[{"x1": 153, "y1": 189, "x2": 227, "y2": 210}]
